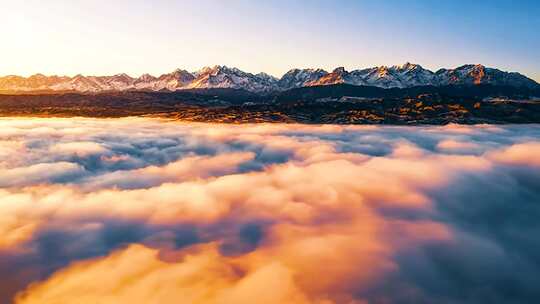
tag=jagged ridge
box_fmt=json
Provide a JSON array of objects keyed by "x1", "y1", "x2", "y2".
[{"x1": 1, "y1": 63, "x2": 538, "y2": 93}]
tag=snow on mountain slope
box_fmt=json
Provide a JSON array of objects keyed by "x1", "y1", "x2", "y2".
[
  {"x1": 1, "y1": 63, "x2": 538, "y2": 93},
  {"x1": 295, "y1": 63, "x2": 538, "y2": 89},
  {"x1": 306, "y1": 67, "x2": 348, "y2": 86},
  {"x1": 307, "y1": 63, "x2": 437, "y2": 88},
  {"x1": 435, "y1": 64, "x2": 539, "y2": 88},
  {"x1": 187, "y1": 66, "x2": 278, "y2": 92},
  {"x1": 278, "y1": 68, "x2": 329, "y2": 90},
  {"x1": 153, "y1": 69, "x2": 195, "y2": 91}
]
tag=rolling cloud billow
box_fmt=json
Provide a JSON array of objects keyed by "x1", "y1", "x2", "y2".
[{"x1": 0, "y1": 117, "x2": 539, "y2": 304}]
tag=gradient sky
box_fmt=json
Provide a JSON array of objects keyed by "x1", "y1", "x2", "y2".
[{"x1": 1, "y1": 0, "x2": 539, "y2": 81}]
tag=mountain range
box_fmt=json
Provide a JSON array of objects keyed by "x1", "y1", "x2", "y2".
[{"x1": 1, "y1": 63, "x2": 538, "y2": 93}]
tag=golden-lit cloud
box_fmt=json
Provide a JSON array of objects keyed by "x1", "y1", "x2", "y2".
[
  {"x1": 49, "y1": 141, "x2": 108, "y2": 157},
  {"x1": 0, "y1": 118, "x2": 539, "y2": 303},
  {"x1": 15, "y1": 243, "x2": 315, "y2": 304},
  {"x1": 487, "y1": 142, "x2": 540, "y2": 167},
  {"x1": 436, "y1": 139, "x2": 482, "y2": 152}
]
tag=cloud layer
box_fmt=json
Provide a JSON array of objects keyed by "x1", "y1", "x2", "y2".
[{"x1": 0, "y1": 118, "x2": 539, "y2": 304}]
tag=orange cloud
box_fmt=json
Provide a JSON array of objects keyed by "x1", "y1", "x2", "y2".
[
  {"x1": 436, "y1": 139, "x2": 481, "y2": 152},
  {"x1": 487, "y1": 142, "x2": 540, "y2": 166},
  {"x1": 0, "y1": 118, "x2": 539, "y2": 303},
  {"x1": 0, "y1": 162, "x2": 84, "y2": 188},
  {"x1": 14, "y1": 243, "x2": 315, "y2": 304},
  {"x1": 49, "y1": 141, "x2": 108, "y2": 157}
]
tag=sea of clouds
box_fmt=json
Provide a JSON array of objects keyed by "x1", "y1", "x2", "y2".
[{"x1": 0, "y1": 117, "x2": 539, "y2": 304}]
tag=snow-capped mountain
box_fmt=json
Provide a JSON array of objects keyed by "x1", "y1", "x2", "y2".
[
  {"x1": 187, "y1": 66, "x2": 278, "y2": 92},
  {"x1": 0, "y1": 63, "x2": 538, "y2": 93},
  {"x1": 0, "y1": 74, "x2": 71, "y2": 91},
  {"x1": 152, "y1": 69, "x2": 195, "y2": 91},
  {"x1": 359, "y1": 63, "x2": 438, "y2": 87},
  {"x1": 306, "y1": 63, "x2": 456, "y2": 88},
  {"x1": 278, "y1": 68, "x2": 329, "y2": 90},
  {"x1": 434, "y1": 64, "x2": 539, "y2": 88},
  {"x1": 301, "y1": 63, "x2": 539, "y2": 90}
]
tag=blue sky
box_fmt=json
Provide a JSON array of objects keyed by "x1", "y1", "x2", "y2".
[{"x1": 1, "y1": 0, "x2": 539, "y2": 81}]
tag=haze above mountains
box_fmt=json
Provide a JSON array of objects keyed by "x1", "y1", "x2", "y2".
[{"x1": 1, "y1": 63, "x2": 538, "y2": 93}]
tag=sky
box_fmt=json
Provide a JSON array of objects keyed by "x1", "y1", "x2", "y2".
[{"x1": 1, "y1": 0, "x2": 539, "y2": 81}]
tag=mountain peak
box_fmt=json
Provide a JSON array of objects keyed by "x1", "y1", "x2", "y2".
[
  {"x1": 332, "y1": 67, "x2": 348, "y2": 74},
  {"x1": 197, "y1": 65, "x2": 240, "y2": 76},
  {"x1": 114, "y1": 73, "x2": 131, "y2": 77},
  {"x1": 256, "y1": 72, "x2": 278, "y2": 82},
  {"x1": 456, "y1": 64, "x2": 485, "y2": 70},
  {"x1": 376, "y1": 66, "x2": 390, "y2": 77},
  {"x1": 396, "y1": 62, "x2": 422, "y2": 71},
  {"x1": 1, "y1": 64, "x2": 537, "y2": 93},
  {"x1": 138, "y1": 73, "x2": 155, "y2": 79},
  {"x1": 29, "y1": 73, "x2": 47, "y2": 78},
  {"x1": 278, "y1": 68, "x2": 329, "y2": 90},
  {"x1": 171, "y1": 68, "x2": 187, "y2": 73}
]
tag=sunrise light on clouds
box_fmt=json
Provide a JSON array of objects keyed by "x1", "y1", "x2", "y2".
[
  {"x1": 1, "y1": 1, "x2": 540, "y2": 303},
  {"x1": 0, "y1": 118, "x2": 539, "y2": 303}
]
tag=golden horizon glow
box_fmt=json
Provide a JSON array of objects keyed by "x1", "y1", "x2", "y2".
[{"x1": 1, "y1": 1, "x2": 539, "y2": 82}]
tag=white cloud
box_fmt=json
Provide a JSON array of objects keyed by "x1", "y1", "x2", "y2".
[{"x1": 0, "y1": 118, "x2": 538, "y2": 304}]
